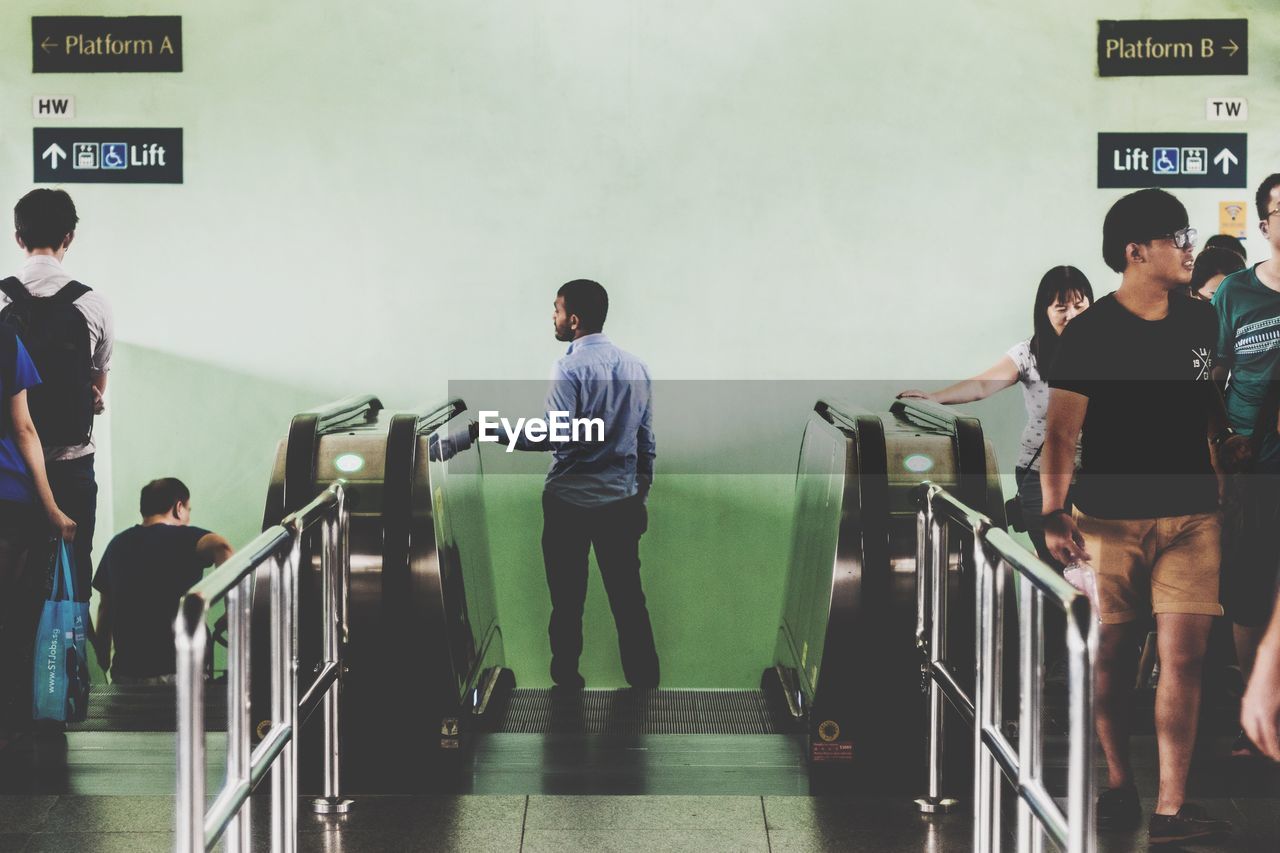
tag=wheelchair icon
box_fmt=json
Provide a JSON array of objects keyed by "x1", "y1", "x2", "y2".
[{"x1": 100, "y1": 143, "x2": 128, "y2": 170}]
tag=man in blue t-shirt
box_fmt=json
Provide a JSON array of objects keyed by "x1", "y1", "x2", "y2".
[
  {"x1": 0, "y1": 325, "x2": 76, "y2": 746},
  {"x1": 91, "y1": 478, "x2": 233, "y2": 684}
]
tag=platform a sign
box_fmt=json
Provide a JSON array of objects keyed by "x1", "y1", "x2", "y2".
[
  {"x1": 32, "y1": 16, "x2": 182, "y2": 73},
  {"x1": 34, "y1": 128, "x2": 183, "y2": 184},
  {"x1": 1098, "y1": 19, "x2": 1247, "y2": 77},
  {"x1": 1097, "y1": 133, "x2": 1246, "y2": 189}
]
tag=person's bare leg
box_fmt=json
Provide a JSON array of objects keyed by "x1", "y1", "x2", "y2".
[
  {"x1": 1153, "y1": 612, "x2": 1213, "y2": 815},
  {"x1": 1095, "y1": 621, "x2": 1142, "y2": 789},
  {"x1": 1233, "y1": 622, "x2": 1266, "y2": 684}
]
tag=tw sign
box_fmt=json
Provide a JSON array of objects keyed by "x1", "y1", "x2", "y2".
[
  {"x1": 1206, "y1": 98, "x2": 1247, "y2": 121},
  {"x1": 32, "y1": 96, "x2": 75, "y2": 119}
]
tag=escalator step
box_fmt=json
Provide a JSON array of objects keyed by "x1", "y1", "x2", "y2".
[
  {"x1": 75, "y1": 683, "x2": 228, "y2": 732},
  {"x1": 486, "y1": 689, "x2": 797, "y2": 736}
]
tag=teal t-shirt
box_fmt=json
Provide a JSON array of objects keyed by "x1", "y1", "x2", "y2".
[{"x1": 1212, "y1": 263, "x2": 1280, "y2": 468}]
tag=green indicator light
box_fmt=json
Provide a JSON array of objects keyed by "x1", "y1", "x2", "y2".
[
  {"x1": 904, "y1": 454, "x2": 934, "y2": 473},
  {"x1": 334, "y1": 453, "x2": 365, "y2": 474}
]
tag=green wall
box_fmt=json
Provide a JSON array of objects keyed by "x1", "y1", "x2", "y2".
[{"x1": 2, "y1": 1, "x2": 1277, "y2": 687}]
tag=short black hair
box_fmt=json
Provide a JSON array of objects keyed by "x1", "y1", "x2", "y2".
[
  {"x1": 1191, "y1": 246, "x2": 1245, "y2": 296},
  {"x1": 558, "y1": 279, "x2": 609, "y2": 332},
  {"x1": 1203, "y1": 233, "x2": 1246, "y2": 261},
  {"x1": 1102, "y1": 189, "x2": 1189, "y2": 273},
  {"x1": 13, "y1": 189, "x2": 78, "y2": 250},
  {"x1": 140, "y1": 477, "x2": 190, "y2": 517},
  {"x1": 1256, "y1": 173, "x2": 1280, "y2": 221}
]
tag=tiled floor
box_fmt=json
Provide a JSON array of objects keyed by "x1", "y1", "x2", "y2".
[{"x1": 1, "y1": 792, "x2": 1277, "y2": 852}]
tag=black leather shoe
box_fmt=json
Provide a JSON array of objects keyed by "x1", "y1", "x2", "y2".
[
  {"x1": 1148, "y1": 804, "x2": 1231, "y2": 845},
  {"x1": 1097, "y1": 785, "x2": 1141, "y2": 830}
]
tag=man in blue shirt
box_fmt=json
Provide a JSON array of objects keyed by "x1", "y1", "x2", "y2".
[
  {"x1": 0, "y1": 325, "x2": 75, "y2": 747},
  {"x1": 503, "y1": 280, "x2": 658, "y2": 689}
]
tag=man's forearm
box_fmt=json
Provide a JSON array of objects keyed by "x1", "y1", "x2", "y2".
[{"x1": 1039, "y1": 439, "x2": 1075, "y2": 514}]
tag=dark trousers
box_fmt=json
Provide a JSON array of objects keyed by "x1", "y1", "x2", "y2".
[
  {"x1": 46, "y1": 455, "x2": 96, "y2": 602},
  {"x1": 0, "y1": 506, "x2": 51, "y2": 729},
  {"x1": 542, "y1": 492, "x2": 660, "y2": 688}
]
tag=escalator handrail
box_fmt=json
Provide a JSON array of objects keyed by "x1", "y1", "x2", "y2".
[
  {"x1": 306, "y1": 394, "x2": 384, "y2": 432},
  {"x1": 276, "y1": 394, "x2": 382, "y2": 520},
  {"x1": 888, "y1": 397, "x2": 963, "y2": 432},
  {"x1": 814, "y1": 398, "x2": 876, "y2": 431},
  {"x1": 413, "y1": 398, "x2": 467, "y2": 435},
  {"x1": 889, "y1": 397, "x2": 988, "y2": 513}
]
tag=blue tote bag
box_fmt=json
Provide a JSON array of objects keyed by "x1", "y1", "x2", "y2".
[{"x1": 32, "y1": 540, "x2": 91, "y2": 723}]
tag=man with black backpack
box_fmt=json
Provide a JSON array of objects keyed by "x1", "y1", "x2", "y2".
[{"x1": 1, "y1": 189, "x2": 113, "y2": 604}]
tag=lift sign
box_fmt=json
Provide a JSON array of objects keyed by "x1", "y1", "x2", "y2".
[
  {"x1": 1097, "y1": 133, "x2": 1246, "y2": 190},
  {"x1": 34, "y1": 128, "x2": 183, "y2": 184}
]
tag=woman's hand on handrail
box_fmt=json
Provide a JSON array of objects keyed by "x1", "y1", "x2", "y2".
[{"x1": 896, "y1": 356, "x2": 1020, "y2": 406}]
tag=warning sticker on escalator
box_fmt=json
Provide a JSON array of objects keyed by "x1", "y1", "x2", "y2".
[{"x1": 812, "y1": 741, "x2": 853, "y2": 762}]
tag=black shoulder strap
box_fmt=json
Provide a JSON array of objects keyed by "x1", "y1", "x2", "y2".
[
  {"x1": 0, "y1": 276, "x2": 29, "y2": 303},
  {"x1": 52, "y1": 281, "x2": 91, "y2": 304}
]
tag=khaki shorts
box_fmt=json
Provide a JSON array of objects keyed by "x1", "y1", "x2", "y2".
[{"x1": 1073, "y1": 510, "x2": 1225, "y2": 625}]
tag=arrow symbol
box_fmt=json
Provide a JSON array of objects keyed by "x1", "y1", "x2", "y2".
[
  {"x1": 1213, "y1": 148, "x2": 1239, "y2": 175},
  {"x1": 39, "y1": 37, "x2": 58, "y2": 54},
  {"x1": 1223, "y1": 39, "x2": 1239, "y2": 56},
  {"x1": 42, "y1": 143, "x2": 66, "y2": 169}
]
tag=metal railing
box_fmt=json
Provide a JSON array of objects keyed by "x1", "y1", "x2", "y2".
[
  {"x1": 174, "y1": 481, "x2": 354, "y2": 853},
  {"x1": 913, "y1": 482, "x2": 1097, "y2": 853}
]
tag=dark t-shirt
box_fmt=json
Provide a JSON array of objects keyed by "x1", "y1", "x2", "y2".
[
  {"x1": 1049, "y1": 293, "x2": 1219, "y2": 519},
  {"x1": 92, "y1": 524, "x2": 212, "y2": 678}
]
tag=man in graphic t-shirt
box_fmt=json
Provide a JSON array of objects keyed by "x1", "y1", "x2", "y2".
[
  {"x1": 1210, "y1": 172, "x2": 1280, "y2": 757},
  {"x1": 1042, "y1": 189, "x2": 1244, "y2": 845},
  {"x1": 91, "y1": 478, "x2": 232, "y2": 684}
]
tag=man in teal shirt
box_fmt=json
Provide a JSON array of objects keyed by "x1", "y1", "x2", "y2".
[{"x1": 1211, "y1": 171, "x2": 1280, "y2": 756}]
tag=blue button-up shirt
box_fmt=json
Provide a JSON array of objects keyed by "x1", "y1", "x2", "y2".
[{"x1": 516, "y1": 334, "x2": 655, "y2": 507}]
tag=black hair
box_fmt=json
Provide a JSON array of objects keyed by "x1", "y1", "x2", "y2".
[
  {"x1": 558, "y1": 279, "x2": 609, "y2": 332},
  {"x1": 1101, "y1": 188, "x2": 1188, "y2": 273},
  {"x1": 13, "y1": 189, "x2": 79, "y2": 250},
  {"x1": 1203, "y1": 233, "x2": 1246, "y2": 261},
  {"x1": 1190, "y1": 246, "x2": 1245, "y2": 298},
  {"x1": 140, "y1": 477, "x2": 190, "y2": 517},
  {"x1": 1030, "y1": 266, "x2": 1094, "y2": 371},
  {"x1": 1256, "y1": 173, "x2": 1280, "y2": 222}
]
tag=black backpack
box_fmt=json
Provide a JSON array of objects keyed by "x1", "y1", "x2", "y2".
[{"x1": 0, "y1": 276, "x2": 95, "y2": 447}]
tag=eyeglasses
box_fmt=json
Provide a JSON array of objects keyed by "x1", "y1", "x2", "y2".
[
  {"x1": 1268, "y1": 209, "x2": 1280, "y2": 220},
  {"x1": 1151, "y1": 226, "x2": 1197, "y2": 250}
]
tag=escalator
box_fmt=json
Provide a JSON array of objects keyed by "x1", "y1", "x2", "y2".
[
  {"x1": 253, "y1": 394, "x2": 1002, "y2": 793},
  {"x1": 761, "y1": 398, "x2": 1002, "y2": 791}
]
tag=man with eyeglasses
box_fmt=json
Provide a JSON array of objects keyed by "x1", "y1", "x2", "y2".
[
  {"x1": 1211, "y1": 173, "x2": 1280, "y2": 760},
  {"x1": 1042, "y1": 188, "x2": 1239, "y2": 844}
]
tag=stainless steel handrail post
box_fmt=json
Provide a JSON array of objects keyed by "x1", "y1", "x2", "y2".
[
  {"x1": 1066, "y1": 600, "x2": 1098, "y2": 853},
  {"x1": 917, "y1": 486, "x2": 958, "y2": 814},
  {"x1": 175, "y1": 597, "x2": 207, "y2": 853},
  {"x1": 912, "y1": 485, "x2": 1095, "y2": 853},
  {"x1": 312, "y1": 487, "x2": 353, "y2": 815},
  {"x1": 284, "y1": 536, "x2": 301, "y2": 853},
  {"x1": 973, "y1": 529, "x2": 1002, "y2": 853},
  {"x1": 1016, "y1": 573, "x2": 1045, "y2": 853},
  {"x1": 173, "y1": 483, "x2": 349, "y2": 853},
  {"x1": 269, "y1": 547, "x2": 290, "y2": 853},
  {"x1": 224, "y1": 577, "x2": 253, "y2": 853}
]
